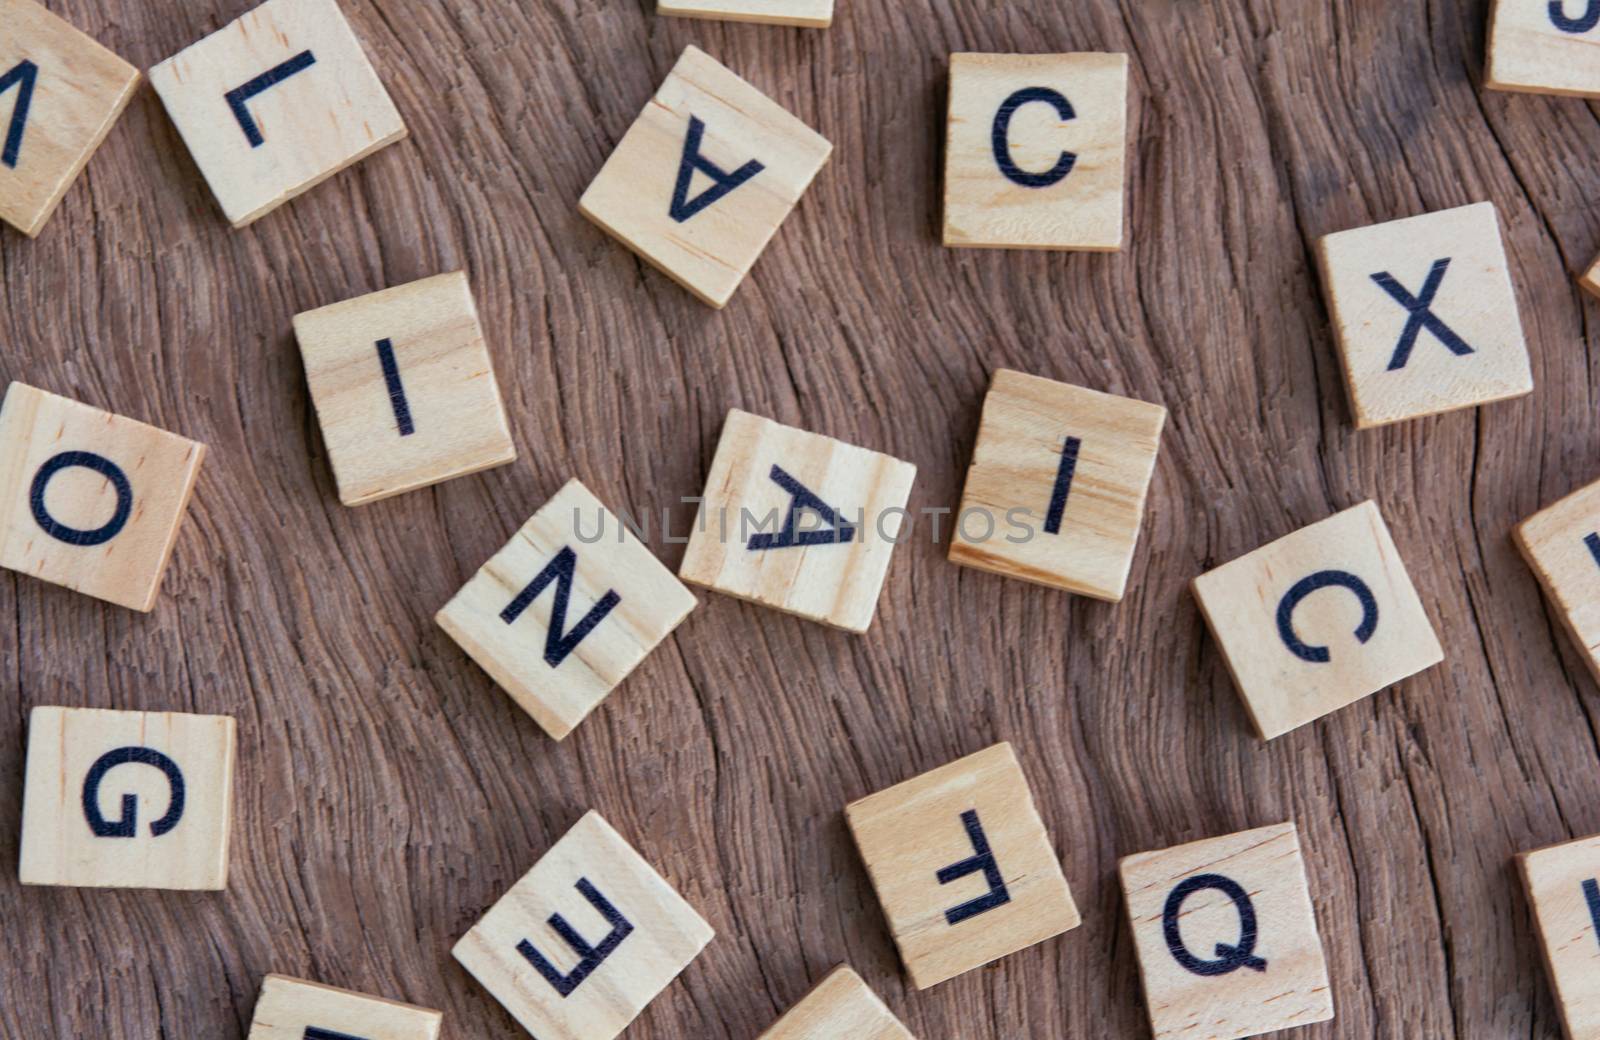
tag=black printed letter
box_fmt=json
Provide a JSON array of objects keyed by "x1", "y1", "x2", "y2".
[
  {"x1": 1550, "y1": 0, "x2": 1600, "y2": 32},
  {"x1": 0, "y1": 60, "x2": 39, "y2": 169},
  {"x1": 669, "y1": 116, "x2": 764, "y2": 222},
  {"x1": 935, "y1": 810, "x2": 1012, "y2": 925},
  {"x1": 81, "y1": 747, "x2": 186, "y2": 838},
  {"x1": 1162, "y1": 874, "x2": 1267, "y2": 976},
  {"x1": 305, "y1": 1029, "x2": 371, "y2": 1040},
  {"x1": 30, "y1": 451, "x2": 133, "y2": 547},
  {"x1": 991, "y1": 87, "x2": 1076, "y2": 188},
  {"x1": 1043, "y1": 436, "x2": 1081, "y2": 535},
  {"x1": 746, "y1": 465, "x2": 856, "y2": 550},
  {"x1": 500, "y1": 547, "x2": 621, "y2": 668},
  {"x1": 1275, "y1": 569, "x2": 1378, "y2": 664},
  {"x1": 225, "y1": 50, "x2": 317, "y2": 148},
  {"x1": 517, "y1": 878, "x2": 635, "y2": 997},
  {"x1": 1370, "y1": 258, "x2": 1474, "y2": 371},
  {"x1": 375, "y1": 338, "x2": 415, "y2": 436}
]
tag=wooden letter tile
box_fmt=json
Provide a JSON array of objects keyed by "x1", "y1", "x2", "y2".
[
  {"x1": 452, "y1": 810, "x2": 714, "y2": 1040},
  {"x1": 148, "y1": 0, "x2": 407, "y2": 228},
  {"x1": 579, "y1": 46, "x2": 832, "y2": 308},
  {"x1": 0, "y1": 382, "x2": 206, "y2": 611},
  {"x1": 948, "y1": 369, "x2": 1164, "y2": 600},
  {"x1": 1315, "y1": 202, "x2": 1531, "y2": 428},
  {"x1": 1519, "y1": 833, "x2": 1600, "y2": 1039},
  {"x1": 0, "y1": 0, "x2": 139, "y2": 237},
  {"x1": 943, "y1": 52, "x2": 1128, "y2": 251},
  {"x1": 19, "y1": 706, "x2": 236, "y2": 890},
  {"x1": 844, "y1": 742, "x2": 1080, "y2": 989},
  {"x1": 758, "y1": 965, "x2": 915, "y2": 1040},
  {"x1": 658, "y1": 0, "x2": 833, "y2": 28},
  {"x1": 247, "y1": 975, "x2": 442, "y2": 1040},
  {"x1": 678, "y1": 409, "x2": 916, "y2": 633},
  {"x1": 436, "y1": 478, "x2": 696, "y2": 740},
  {"x1": 1514, "y1": 475, "x2": 1600, "y2": 687},
  {"x1": 293, "y1": 271, "x2": 516, "y2": 505},
  {"x1": 1119, "y1": 823, "x2": 1333, "y2": 1040},
  {"x1": 1488, "y1": 0, "x2": 1600, "y2": 96},
  {"x1": 1191, "y1": 501, "x2": 1442, "y2": 740}
]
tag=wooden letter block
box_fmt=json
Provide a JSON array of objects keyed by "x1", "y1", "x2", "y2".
[
  {"x1": 0, "y1": 382, "x2": 205, "y2": 611},
  {"x1": 1191, "y1": 501, "x2": 1442, "y2": 739},
  {"x1": 1119, "y1": 823, "x2": 1333, "y2": 1040},
  {"x1": 293, "y1": 271, "x2": 516, "y2": 505},
  {"x1": 948, "y1": 369, "x2": 1165, "y2": 600},
  {"x1": 758, "y1": 966, "x2": 915, "y2": 1040},
  {"x1": 452, "y1": 810, "x2": 713, "y2": 1040},
  {"x1": 1315, "y1": 202, "x2": 1531, "y2": 428},
  {"x1": 19, "y1": 706, "x2": 236, "y2": 890},
  {"x1": 436, "y1": 479, "x2": 696, "y2": 740},
  {"x1": 844, "y1": 743, "x2": 1080, "y2": 989},
  {"x1": 579, "y1": 46, "x2": 832, "y2": 308},
  {"x1": 247, "y1": 975, "x2": 442, "y2": 1040},
  {"x1": 943, "y1": 53, "x2": 1128, "y2": 251},
  {"x1": 678, "y1": 409, "x2": 916, "y2": 633},
  {"x1": 148, "y1": 0, "x2": 406, "y2": 228},
  {"x1": 1514, "y1": 476, "x2": 1600, "y2": 687},
  {"x1": 0, "y1": 0, "x2": 139, "y2": 236},
  {"x1": 657, "y1": 0, "x2": 833, "y2": 28},
  {"x1": 1519, "y1": 833, "x2": 1600, "y2": 1039},
  {"x1": 1488, "y1": 0, "x2": 1600, "y2": 96}
]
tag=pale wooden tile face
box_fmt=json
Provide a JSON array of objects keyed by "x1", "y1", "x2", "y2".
[
  {"x1": 1316, "y1": 202, "x2": 1531, "y2": 429},
  {"x1": 148, "y1": 0, "x2": 406, "y2": 228},
  {"x1": 1519, "y1": 834, "x2": 1600, "y2": 1039},
  {"x1": 19, "y1": 707, "x2": 236, "y2": 890},
  {"x1": 1119, "y1": 823, "x2": 1333, "y2": 1040},
  {"x1": 0, "y1": 0, "x2": 139, "y2": 236},
  {"x1": 578, "y1": 45, "x2": 832, "y2": 308},
  {"x1": 948, "y1": 369, "x2": 1164, "y2": 601},
  {"x1": 1191, "y1": 500, "x2": 1442, "y2": 740},
  {"x1": 758, "y1": 966, "x2": 915, "y2": 1040},
  {"x1": 943, "y1": 53, "x2": 1128, "y2": 251},
  {"x1": 677, "y1": 409, "x2": 916, "y2": 633},
  {"x1": 293, "y1": 271, "x2": 516, "y2": 506},
  {"x1": 657, "y1": 0, "x2": 833, "y2": 28},
  {"x1": 247, "y1": 975, "x2": 442, "y2": 1040},
  {"x1": 1488, "y1": 0, "x2": 1600, "y2": 96},
  {"x1": 1515, "y1": 476, "x2": 1600, "y2": 686},
  {"x1": 0, "y1": 382, "x2": 206, "y2": 611},
  {"x1": 435, "y1": 479, "x2": 696, "y2": 740},
  {"x1": 844, "y1": 743, "x2": 1080, "y2": 990},
  {"x1": 452, "y1": 811, "x2": 714, "y2": 1040}
]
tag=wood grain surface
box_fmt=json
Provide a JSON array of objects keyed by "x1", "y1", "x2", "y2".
[{"x1": 1, "y1": 0, "x2": 1595, "y2": 1037}]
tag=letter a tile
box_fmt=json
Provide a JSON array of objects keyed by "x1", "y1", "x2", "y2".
[
  {"x1": 844, "y1": 743, "x2": 1080, "y2": 990},
  {"x1": 1488, "y1": 0, "x2": 1600, "y2": 97},
  {"x1": 678, "y1": 409, "x2": 916, "y2": 633},
  {"x1": 757, "y1": 966, "x2": 915, "y2": 1040},
  {"x1": 1514, "y1": 475, "x2": 1600, "y2": 688},
  {"x1": 0, "y1": 382, "x2": 206, "y2": 611},
  {"x1": 246, "y1": 975, "x2": 442, "y2": 1040},
  {"x1": 579, "y1": 46, "x2": 832, "y2": 308},
  {"x1": 1, "y1": 0, "x2": 140, "y2": 236},
  {"x1": 1315, "y1": 201, "x2": 1531, "y2": 428},
  {"x1": 1519, "y1": 833, "x2": 1600, "y2": 1039},
  {"x1": 149, "y1": 0, "x2": 407, "y2": 228},
  {"x1": 453, "y1": 810, "x2": 714, "y2": 1040},
  {"x1": 1191, "y1": 501, "x2": 1442, "y2": 740},
  {"x1": 1119, "y1": 823, "x2": 1333, "y2": 1040},
  {"x1": 19, "y1": 706, "x2": 236, "y2": 890},
  {"x1": 436, "y1": 478, "x2": 696, "y2": 740}
]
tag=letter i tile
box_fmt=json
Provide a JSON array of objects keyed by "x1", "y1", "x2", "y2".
[
  {"x1": 1518, "y1": 833, "x2": 1600, "y2": 1038},
  {"x1": 1119, "y1": 823, "x2": 1333, "y2": 1040},
  {"x1": 452, "y1": 811, "x2": 714, "y2": 1040}
]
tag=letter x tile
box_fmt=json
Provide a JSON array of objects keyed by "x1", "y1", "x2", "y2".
[
  {"x1": 1119, "y1": 823, "x2": 1333, "y2": 1040},
  {"x1": 1519, "y1": 832, "x2": 1600, "y2": 1039},
  {"x1": 845, "y1": 742, "x2": 1080, "y2": 990},
  {"x1": 246, "y1": 975, "x2": 442, "y2": 1040},
  {"x1": 579, "y1": 45, "x2": 832, "y2": 308},
  {"x1": 436, "y1": 478, "x2": 696, "y2": 740},
  {"x1": 1315, "y1": 201, "x2": 1531, "y2": 428},
  {"x1": 757, "y1": 966, "x2": 915, "y2": 1040},
  {"x1": 1488, "y1": 0, "x2": 1600, "y2": 97},
  {"x1": 1191, "y1": 500, "x2": 1442, "y2": 739},
  {"x1": 1515, "y1": 475, "x2": 1600, "y2": 687},
  {"x1": 453, "y1": 810, "x2": 714, "y2": 1040}
]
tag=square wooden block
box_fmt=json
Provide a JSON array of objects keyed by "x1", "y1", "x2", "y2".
[
  {"x1": 19, "y1": 706, "x2": 236, "y2": 890},
  {"x1": 0, "y1": 382, "x2": 206, "y2": 611},
  {"x1": 1119, "y1": 823, "x2": 1333, "y2": 1040},
  {"x1": 943, "y1": 52, "x2": 1128, "y2": 250},
  {"x1": 678, "y1": 409, "x2": 916, "y2": 633},
  {"x1": 948, "y1": 369, "x2": 1165, "y2": 601},
  {"x1": 1488, "y1": 0, "x2": 1600, "y2": 96},
  {"x1": 1191, "y1": 500, "x2": 1443, "y2": 740},
  {"x1": 436, "y1": 478, "x2": 696, "y2": 740},
  {"x1": 658, "y1": 0, "x2": 832, "y2": 28},
  {"x1": 579, "y1": 46, "x2": 832, "y2": 308},
  {"x1": 1519, "y1": 833, "x2": 1600, "y2": 1039},
  {"x1": 758, "y1": 965, "x2": 914, "y2": 1040},
  {"x1": 844, "y1": 742, "x2": 1080, "y2": 990},
  {"x1": 247, "y1": 975, "x2": 442, "y2": 1040},
  {"x1": 149, "y1": 0, "x2": 406, "y2": 228},
  {"x1": 1515, "y1": 475, "x2": 1600, "y2": 687},
  {"x1": 0, "y1": 0, "x2": 139, "y2": 236},
  {"x1": 1315, "y1": 201, "x2": 1531, "y2": 428},
  {"x1": 293, "y1": 271, "x2": 516, "y2": 505},
  {"x1": 453, "y1": 810, "x2": 714, "y2": 1040}
]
